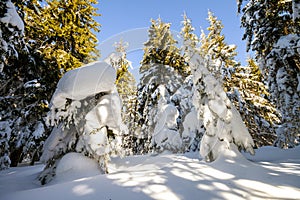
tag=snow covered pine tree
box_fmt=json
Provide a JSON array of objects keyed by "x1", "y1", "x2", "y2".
[
  {"x1": 0, "y1": 0, "x2": 25, "y2": 170},
  {"x1": 238, "y1": 0, "x2": 300, "y2": 148},
  {"x1": 39, "y1": 61, "x2": 124, "y2": 184},
  {"x1": 184, "y1": 38, "x2": 255, "y2": 162}
]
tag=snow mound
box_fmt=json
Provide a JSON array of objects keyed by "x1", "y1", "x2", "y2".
[
  {"x1": 51, "y1": 61, "x2": 116, "y2": 109},
  {"x1": 53, "y1": 153, "x2": 100, "y2": 184}
]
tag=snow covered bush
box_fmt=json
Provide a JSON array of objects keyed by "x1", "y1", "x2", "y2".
[
  {"x1": 39, "y1": 61, "x2": 125, "y2": 184},
  {"x1": 152, "y1": 85, "x2": 182, "y2": 152},
  {"x1": 0, "y1": 121, "x2": 11, "y2": 170}
]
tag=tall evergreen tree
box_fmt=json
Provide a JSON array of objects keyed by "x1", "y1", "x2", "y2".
[
  {"x1": 0, "y1": 0, "x2": 27, "y2": 169},
  {"x1": 0, "y1": 0, "x2": 101, "y2": 169},
  {"x1": 225, "y1": 58, "x2": 281, "y2": 147},
  {"x1": 107, "y1": 40, "x2": 137, "y2": 155},
  {"x1": 141, "y1": 17, "x2": 188, "y2": 77},
  {"x1": 0, "y1": 0, "x2": 50, "y2": 168},
  {"x1": 24, "y1": 0, "x2": 100, "y2": 75},
  {"x1": 180, "y1": 13, "x2": 198, "y2": 70},
  {"x1": 135, "y1": 18, "x2": 185, "y2": 153},
  {"x1": 177, "y1": 13, "x2": 204, "y2": 152},
  {"x1": 199, "y1": 11, "x2": 238, "y2": 82},
  {"x1": 238, "y1": 0, "x2": 300, "y2": 148}
]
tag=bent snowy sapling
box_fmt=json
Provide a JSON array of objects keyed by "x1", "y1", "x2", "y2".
[{"x1": 39, "y1": 61, "x2": 125, "y2": 185}]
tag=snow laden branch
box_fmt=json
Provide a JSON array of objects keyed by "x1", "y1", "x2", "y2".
[
  {"x1": 186, "y1": 42, "x2": 255, "y2": 162},
  {"x1": 39, "y1": 61, "x2": 125, "y2": 184}
]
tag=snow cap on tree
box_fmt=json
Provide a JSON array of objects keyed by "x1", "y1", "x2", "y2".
[{"x1": 39, "y1": 61, "x2": 124, "y2": 184}]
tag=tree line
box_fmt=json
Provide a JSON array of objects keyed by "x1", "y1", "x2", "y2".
[{"x1": 0, "y1": 0, "x2": 299, "y2": 170}]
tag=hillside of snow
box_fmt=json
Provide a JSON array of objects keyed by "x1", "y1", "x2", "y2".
[{"x1": 1, "y1": 146, "x2": 300, "y2": 200}]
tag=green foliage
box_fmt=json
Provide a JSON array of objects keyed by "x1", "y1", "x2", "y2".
[
  {"x1": 1, "y1": 0, "x2": 49, "y2": 168},
  {"x1": 200, "y1": 11, "x2": 239, "y2": 81},
  {"x1": 24, "y1": 0, "x2": 100, "y2": 75},
  {"x1": 0, "y1": 0, "x2": 101, "y2": 168},
  {"x1": 226, "y1": 59, "x2": 280, "y2": 147},
  {"x1": 238, "y1": 0, "x2": 295, "y2": 56},
  {"x1": 141, "y1": 18, "x2": 189, "y2": 77},
  {"x1": 180, "y1": 13, "x2": 198, "y2": 74},
  {"x1": 238, "y1": 0, "x2": 300, "y2": 148}
]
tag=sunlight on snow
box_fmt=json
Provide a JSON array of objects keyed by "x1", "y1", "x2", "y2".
[
  {"x1": 72, "y1": 184, "x2": 95, "y2": 196},
  {"x1": 200, "y1": 167, "x2": 235, "y2": 180},
  {"x1": 107, "y1": 169, "x2": 181, "y2": 200},
  {"x1": 142, "y1": 184, "x2": 181, "y2": 200},
  {"x1": 236, "y1": 179, "x2": 300, "y2": 198},
  {"x1": 260, "y1": 162, "x2": 300, "y2": 176}
]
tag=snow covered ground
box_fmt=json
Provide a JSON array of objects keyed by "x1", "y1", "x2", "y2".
[{"x1": 1, "y1": 146, "x2": 300, "y2": 200}]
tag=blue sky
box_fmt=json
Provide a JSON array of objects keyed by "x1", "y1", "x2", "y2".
[{"x1": 95, "y1": 0, "x2": 250, "y2": 76}]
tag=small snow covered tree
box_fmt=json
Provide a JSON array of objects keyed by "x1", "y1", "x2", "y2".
[
  {"x1": 39, "y1": 62, "x2": 124, "y2": 184},
  {"x1": 185, "y1": 37, "x2": 254, "y2": 162},
  {"x1": 172, "y1": 76, "x2": 205, "y2": 152},
  {"x1": 111, "y1": 40, "x2": 137, "y2": 126},
  {"x1": 152, "y1": 85, "x2": 182, "y2": 152},
  {"x1": 107, "y1": 40, "x2": 137, "y2": 155},
  {"x1": 238, "y1": 0, "x2": 300, "y2": 148}
]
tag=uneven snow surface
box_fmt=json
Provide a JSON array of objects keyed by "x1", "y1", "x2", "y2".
[{"x1": 1, "y1": 146, "x2": 300, "y2": 200}]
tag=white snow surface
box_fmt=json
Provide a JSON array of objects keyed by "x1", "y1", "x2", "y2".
[
  {"x1": 1, "y1": 146, "x2": 300, "y2": 200},
  {"x1": 50, "y1": 61, "x2": 116, "y2": 109}
]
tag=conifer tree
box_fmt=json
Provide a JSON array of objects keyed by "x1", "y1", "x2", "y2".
[
  {"x1": 185, "y1": 36, "x2": 254, "y2": 162},
  {"x1": 176, "y1": 13, "x2": 204, "y2": 152},
  {"x1": 24, "y1": 0, "x2": 100, "y2": 75},
  {"x1": 199, "y1": 11, "x2": 238, "y2": 82},
  {"x1": 180, "y1": 13, "x2": 198, "y2": 71},
  {"x1": 0, "y1": 0, "x2": 101, "y2": 169},
  {"x1": 108, "y1": 40, "x2": 137, "y2": 155},
  {"x1": 225, "y1": 59, "x2": 281, "y2": 147},
  {"x1": 0, "y1": 0, "x2": 49, "y2": 168},
  {"x1": 238, "y1": 0, "x2": 300, "y2": 148},
  {"x1": 141, "y1": 17, "x2": 188, "y2": 77},
  {"x1": 135, "y1": 18, "x2": 185, "y2": 153}
]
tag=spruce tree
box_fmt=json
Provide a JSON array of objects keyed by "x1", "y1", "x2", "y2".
[
  {"x1": 108, "y1": 40, "x2": 137, "y2": 155},
  {"x1": 200, "y1": 11, "x2": 238, "y2": 82},
  {"x1": 185, "y1": 36, "x2": 254, "y2": 162},
  {"x1": 0, "y1": 0, "x2": 49, "y2": 168},
  {"x1": 225, "y1": 59, "x2": 281, "y2": 147},
  {"x1": 24, "y1": 0, "x2": 100, "y2": 75},
  {"x1": 180, "y1": 13, "x2": 198, "y2": 70},
  {"x1": 238, "y1": 0, "x2": 300, "y2": 148},
  {"x1": 141, "y1": 17, "x2": 188, "y2": 77},
  {"x1": 176, "y1": 13, "x2": 204, "y2": 152},
  {"x1": 0, "y1": 0, "x2": 101, "y2": 169},
  {"x1": 135, "y1": 18, "x2": 185, "y2": 153}
]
